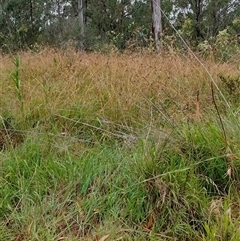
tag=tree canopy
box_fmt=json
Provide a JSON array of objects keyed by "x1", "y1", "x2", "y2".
[{"x1": 0, "y1": 0, "x2": 239, "y2": 55}]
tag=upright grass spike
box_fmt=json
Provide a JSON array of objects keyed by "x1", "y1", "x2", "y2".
[{"x1": 12, "y1": 56, "x2": 24, "y2": 116}]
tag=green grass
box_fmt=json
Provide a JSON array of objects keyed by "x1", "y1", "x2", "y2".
[{"x1": 1, "y1": 49, "x2": 240, "y2": 240}]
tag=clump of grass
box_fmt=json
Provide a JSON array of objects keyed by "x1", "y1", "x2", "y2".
[{"x1": 203, "y1": 195, "x2": 240, "y2": 241}]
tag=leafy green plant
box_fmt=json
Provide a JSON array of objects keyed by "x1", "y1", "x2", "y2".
[
  {"x1": 12, "y1": 56, "x2": 24, "y2": 115},
  {"x1": 214, "y1": 28, "x2": 240, "y2": 61},
  {"x1": 219, "y1": 74, "x2": 240, "y2": 104}
]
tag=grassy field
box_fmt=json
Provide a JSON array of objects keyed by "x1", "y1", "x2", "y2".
[{"x1": 1, "y1": 48, "x2": 240, "y2": 240}]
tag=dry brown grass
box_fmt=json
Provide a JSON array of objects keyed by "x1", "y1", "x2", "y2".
[{"x1": 1, "y1": 48, "x2": 239, "y2": 128}]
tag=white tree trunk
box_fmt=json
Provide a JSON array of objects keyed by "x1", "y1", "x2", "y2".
[
  {"x1": 152, "y1": 0, "x2": 162, "y2": 51},
  {"x1": 78, "y1": 0, "x2": 84, "y2": 49}
]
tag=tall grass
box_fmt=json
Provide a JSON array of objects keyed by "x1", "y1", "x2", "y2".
[
  {"x1": 1, "y1": 48, "x2": 240, "y2": 240},
  {"x1": 11, "y1": 57, "x2": 24, "y2": 115}
]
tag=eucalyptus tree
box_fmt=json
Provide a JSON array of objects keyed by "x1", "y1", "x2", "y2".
[
  {"x1": 205, "y1": 0, "x2": 240, "y2": 38},
  {"x1": 78, "y1": 0, "x2": 84, "y2": 48},
  {"x1": 151, "y1": 0, "x2": 162, "y2": 50},
  {"x1": 0, "y1": 0, "x2": 239, "y2": 51},
  {"x1": 83, "y1": 0, "x2": 134, "y2": 48},
  {"x1": 0, "y1": 0, "x2": 43, "y2": 50},
  {"x1": 172, "y1": 0, "x2": 240, "y2": 43}
]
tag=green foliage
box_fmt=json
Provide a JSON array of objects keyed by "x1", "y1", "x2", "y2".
[
  {"x1": 0, "y1": 0, "x2": 239, "y2": 53},
  {"x1": 219, "y1": 73, "x2": 240, "y2": 103},
  {"x1": 214, "y1": 29, "x2": 239, "y2": 61},
  {"x1": 180, "y1": 124, "x2": 229, "y2": 195},
  {"x1": 203, "y1": 197, "x2": 240, "y2": 241},
  {"x1": 197, "y1": 26, "x2": 240, "y2": 61},
  {"x1": 11, "y1": 57, "x2": 24, "y2": 115},
  {"x1": 0, "y1": 0, "x2": 41, "y2": 51}
]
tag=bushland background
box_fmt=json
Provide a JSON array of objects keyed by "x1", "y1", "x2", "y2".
[
  {"x1": 0, "y1": 0, "x2": 239, "y2": 57},
  {"x1": 1, "y1": 1, "x2": 240, "y2": 241}
]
